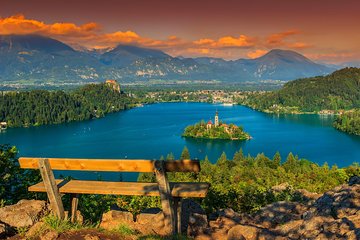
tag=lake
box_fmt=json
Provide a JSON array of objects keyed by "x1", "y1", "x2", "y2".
[{"x1": 1, "y1": 102, "x2": 360, "y2": 181}]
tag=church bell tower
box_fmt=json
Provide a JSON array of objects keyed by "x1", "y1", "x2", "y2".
[{"x1": 215, "y1": 111, "x2": 219, "y2": 127}]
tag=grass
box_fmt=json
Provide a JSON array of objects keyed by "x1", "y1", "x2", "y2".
[
  {"x1": 43, "y1": 214, "x2": 97, "y2": 233},
  {"x1": 16, "y1": 226, "x2": 29, "y2": 237},
  {"x1": 24, "y1": 215, "x2": 191, "y2": 240},
  {"x1": 0, "y1": 199, "x2": 5, "y2": 208},
  {"x1": 111, "y1": 224, "x2": 137, "y2": 236}
]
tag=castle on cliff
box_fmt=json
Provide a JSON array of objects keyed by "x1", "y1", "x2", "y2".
[{"x1": 105, "y1": 79, "x2": 121, "y2": 93}]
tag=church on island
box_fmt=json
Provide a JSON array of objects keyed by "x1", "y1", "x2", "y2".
[
  {"x1": 182, "y1": 110, "x2": 250, "y2": 141},
  {"x1": 206, "y1": 111, "x2": 237, "y2": 134}
]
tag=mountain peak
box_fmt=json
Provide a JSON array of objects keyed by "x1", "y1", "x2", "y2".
[
  {"x1": 259, "y1": 49, "x2": 311, "y2": 62},
  {"x1": 111, "y1": 44, "x2": 169, "y2": 58},
  {"x1": 0, "y1": 34, "x2": 74, "y2": 53},
  {"x1": 100, "y1": 44, "x2": 169, "y2": 67}
]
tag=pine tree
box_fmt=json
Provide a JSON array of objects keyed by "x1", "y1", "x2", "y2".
[
  {"x1": 203, "y1": 155, "x2": 210, "y2": 165},
  {"x1": 233, "y1": 148, "x2": 244, "y2": 164},
  {"x1": 283, "y1": 152, "x2": 297, "y2": 172},
  {"x1": 180, "y1": 146, "x2": 191, "y2": 160},
  {"x1": 166, "y1": 152, "x2": 175, "y2": 160},
  {"x1": 216, "y1": 152, "x2": 228, "y2": 167},
  {"x1": 273, "y1": 151, "x2": 281, "y2": 167}
]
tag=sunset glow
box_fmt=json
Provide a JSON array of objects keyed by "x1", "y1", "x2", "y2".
[{"x1": 0, "y1": 0, "x2": 359, "y2": 63}]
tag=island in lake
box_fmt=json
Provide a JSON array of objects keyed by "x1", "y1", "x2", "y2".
[{"x1": 182, "y1": 111, "x2": 251, "y2": 140}]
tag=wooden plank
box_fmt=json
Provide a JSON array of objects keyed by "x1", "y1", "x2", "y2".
[
  {"x1": 154, "y1": 160, "x2": 176, "y2": 235},
  {"x1": 38, "y1": 159, "x2": 65, "y2": 219},
  {"x1": 28, "y1": 179, "x2": 64, "y2": 192},
  {"x1": 19, "y1": 158, "x2": 200, "y2": 173},
  {"x1": 70, "y1": 194, "x2": 79, "y2": 223},
  {"x1": 170, "y1": 182, "x2": 209, "y2": 198},
  {"x1": 28, "y1": 180, "x2": 210, "y2": 197}
]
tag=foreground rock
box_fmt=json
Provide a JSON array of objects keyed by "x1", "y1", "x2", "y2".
[
  {"x1": 100, "y1": 208, "x2": 169, "y2": 235},
  {"x1": 0, "y1": 200, "x2": 48, "y2": 228},
  {"x1": 97, "y1": 180, "x2": 360, "y2": 239},
  {"x1": 196, "y1": 178, "x2": 360, "y2": 239},
  {"x1": 99, "y1": 210, "x2": 134, "y2": 230},
  {"x1": 99, "y1": 200, "x2": 208, "y2": 236},
  {"x1": 5, "y1": 178, "x2": 360, "y2": 239}
]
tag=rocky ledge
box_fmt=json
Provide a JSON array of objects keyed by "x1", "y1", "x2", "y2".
[{"x1": 2, "y1": 176, "x2": 360, "y2": 239}]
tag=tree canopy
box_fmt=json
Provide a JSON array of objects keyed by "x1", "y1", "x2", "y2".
[
  {"x1": 0, "y1": 83, "x2": 136, "y2": 127},
  {"x1": 242, "y1": 68, "x2": 360, "y2": 113}
]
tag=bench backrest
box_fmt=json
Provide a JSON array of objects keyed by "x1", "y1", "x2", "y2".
[{"x1": 18, "y1": 157, "x2": 201, "y2": 173}]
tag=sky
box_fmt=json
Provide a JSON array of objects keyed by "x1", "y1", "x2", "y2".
[{"x1": 0, "y1": 0, "x2": 359, "y2": 64}]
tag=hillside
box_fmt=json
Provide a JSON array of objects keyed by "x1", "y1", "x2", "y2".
[
  {"x1": 334, "y1": 109, "x2": 360, "y2": 135},
  {"x1": 0, "y1": 83, "x2": 135, "y2": 127},
  {"x1": 0, "y1": 35, "x2": 105, "y2": 82},
  {"x1": 0, "y1": 34, "x2": 334, "y2": 84},
  {"x1": 243, "y1": 67, "x2": 360, "y2": 112}
]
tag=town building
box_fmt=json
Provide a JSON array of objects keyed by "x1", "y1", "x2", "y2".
[
  {"x1": 0, "y1": 122, "x2": 7, "y2": 131},
  {"x1": 207, "y1": 120, "x2": 213, "y2": 130}
]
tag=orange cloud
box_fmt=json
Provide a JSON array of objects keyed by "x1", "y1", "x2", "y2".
[
  {"x1": 266, "y1": 30, "x2": 299, "y2": 45},
  {"x1": 0, "y1": 15, "x2": 325, "y2": 61},
  {"x1": 0, "y1": 14, "x2": 45, "y2": 34},
  {"x1": 264, "y1": 30, "x2": 313, "y2": 51},
  {"x1": 247, "y1": 49, "x2": 268, "y2": 59},
  {"x1": 288, "y1": 42, "x2": 312, "y2": 49},
  {"x1": 0, "y1": 14, "x2": 100, "y2": 37},
  {"x1": 304, "y1": 52, "x2": 358, "y2": 64},
  {"x1": 194, "y1": 35, "x2": 255, "y2": 48}
]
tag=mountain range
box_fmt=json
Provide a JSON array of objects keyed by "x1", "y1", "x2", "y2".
[{"x1": 0, "y1": 34, "x2": 336, "y2": 83}]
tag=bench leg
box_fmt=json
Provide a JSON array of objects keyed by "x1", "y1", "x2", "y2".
[
  {"x1": 38, "y1": 158, "x2": 65, "y2": 219},
  {"x1": 173, "y1": 197, "x2": 182, "y2": 234},
  {"x1": 154, "y1": 160, "x2": 176, "y2": 235},
  {"x1": 70, "y1": 194, "x2": 79, "y2": 223}
]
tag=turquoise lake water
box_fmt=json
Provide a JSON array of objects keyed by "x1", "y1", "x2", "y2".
[{"x1": 1, "y1": 102, "x2": 360, "y2": 181}]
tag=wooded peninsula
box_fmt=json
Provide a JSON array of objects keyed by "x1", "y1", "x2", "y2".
[{"x1": 0, "y1": 81, "x2": 136, "y2": 127}]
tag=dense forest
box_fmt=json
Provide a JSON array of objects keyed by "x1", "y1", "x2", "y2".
[
  {"x1": 0, "y1": 83, "x2": 136, "y2": 127},
  {"x1": 241, "y1": 67, "x2": 360, "y2": 113},
  {"x1": 333, "y1": 109, "x2": 360, "y2": 135},
  {"x1": 182, "y1": 121, "x2": 250, "y2": 140},
  {"x1": 2, "y1": 144, "x2": 359, "y2": 222},
  {"x1": 138, "y1": 148, "x2": 357, "y2": 214}
]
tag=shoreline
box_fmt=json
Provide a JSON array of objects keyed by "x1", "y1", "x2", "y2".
[
  {"x1": 182, "y1": 135, "x2": 251, "y2": 141},
  {"x1": 2, "y1": 99, "x2": 351, "y2": 130}
]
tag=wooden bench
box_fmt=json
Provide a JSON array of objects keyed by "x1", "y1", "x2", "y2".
[{"x1": 19, "y1": 157, "x2": 209, "y2": 235}]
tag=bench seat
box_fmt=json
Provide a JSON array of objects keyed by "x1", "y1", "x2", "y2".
[
  {"x1": 20, "y1": 157, "x2": 209, "y2": 234},
  {"x1": 29, "y1": 179, "x2": 209, "y2": 198}
]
